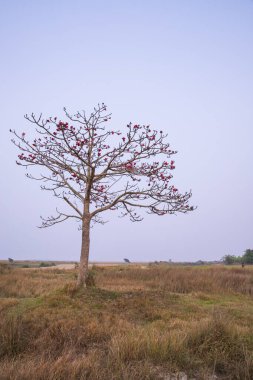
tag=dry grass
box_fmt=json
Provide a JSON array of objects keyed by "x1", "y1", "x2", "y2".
[
  {"x1": 96, "y1": 265, "x2": 253, "y2": 295},
  {"x1": 0, "y1": 263, "x2": 253, "y2": 379},
  {"x1": 0, "y1": 265, "x2": 72, "y2": 298}
]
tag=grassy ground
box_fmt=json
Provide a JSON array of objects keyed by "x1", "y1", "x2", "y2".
[
  {"x1": 0, "y1": 263, "x2": 253, "y2": 379},
  {"x1": 1, "y1": 260, "x2": 76, "y2": 269}
]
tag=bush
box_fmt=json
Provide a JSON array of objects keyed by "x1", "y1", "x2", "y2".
[
  {"x1": 86, "y1": 270, "x2": 96, "y2": 287},
  {"x1": 39, "y1": 262, "x2": 53, "y2": 268}
]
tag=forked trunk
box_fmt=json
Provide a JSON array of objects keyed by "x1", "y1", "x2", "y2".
[{"x1": 77, "y1": 216, "x2": 90, "y2": 287}]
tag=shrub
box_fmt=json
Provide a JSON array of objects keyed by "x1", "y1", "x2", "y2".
[
  {"x1": 86, "y1": 270, "x2": 96, "y2": 287},
  {"x1": 39, "y1": 262, "x2": 52, "y2": 268}
]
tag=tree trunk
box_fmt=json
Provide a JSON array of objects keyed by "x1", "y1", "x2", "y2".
[{"x1": 77, "y1": 216, "x2": 90, "y2": 287}]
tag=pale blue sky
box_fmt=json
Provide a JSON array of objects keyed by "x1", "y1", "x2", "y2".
[{"x1": 1, "y1": 0, "x2": 252, "y2": 262}]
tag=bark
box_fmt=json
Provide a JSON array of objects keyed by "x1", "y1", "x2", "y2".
[{"x1": 77, "y1": 216, "x2": 90, "y2": 287}]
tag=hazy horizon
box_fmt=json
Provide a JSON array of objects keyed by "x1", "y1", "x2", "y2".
[{"x1": 1, "y1": 0, "x2": 252, "y2": 263}]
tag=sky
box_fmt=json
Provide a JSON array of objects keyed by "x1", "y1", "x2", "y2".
[{"x1": 0, "y1": 0, "x2": 252, "y2": 263}]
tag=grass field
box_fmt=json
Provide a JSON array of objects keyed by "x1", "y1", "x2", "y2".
[{"x1": 0, "y1": 263, "x2": 253, "y2": 379}]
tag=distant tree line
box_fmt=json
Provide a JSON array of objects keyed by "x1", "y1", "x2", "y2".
[{"x1": 223, "y1": 249, "x2": 253, "y2": 265}]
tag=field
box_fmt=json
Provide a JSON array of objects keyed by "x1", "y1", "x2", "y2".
[{"x1": 0, "y1": 263, "x2": 253, "y2": 379}]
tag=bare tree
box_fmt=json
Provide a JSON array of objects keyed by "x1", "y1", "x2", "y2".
[{"x1": 11, "y1": 104, "x2": 194, "y2": 287}]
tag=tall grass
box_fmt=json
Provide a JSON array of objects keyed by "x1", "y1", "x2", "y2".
[
  {"x1": 97, "y1": 265, "x2": 253, "y2": 295},
  {"x1": 0, "y1": 264, "x2": 253, "y2": 379},
  {"x1": 0, "y1": 266, "x2": 74, "y2": 297}
]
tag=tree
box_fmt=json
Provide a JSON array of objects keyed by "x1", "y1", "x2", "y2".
[
  {"x1": 11, "y1": 104, "x2": 194, "y2": 287},
  {"x1": 223, "y1": 255, "x2": 235, "y2": 265},
  {"x1": 222, "y1": 255, "x2": 241, "y2": 265},
  {"x1": 242, "y1": 249, "x2": 253, "y2": 264}
]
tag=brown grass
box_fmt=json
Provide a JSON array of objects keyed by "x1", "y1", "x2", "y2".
[
  {"x1": 0, "y1": 263, "x2": 253, "y2": 379},
  {"x1": 95, "y1": 265, "x2": 253, "y2": 295}
]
